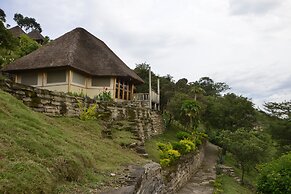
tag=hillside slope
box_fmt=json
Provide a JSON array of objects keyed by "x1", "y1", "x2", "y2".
[{"x1": 0, "y1": 90, "x2": 147, "y2": 193}]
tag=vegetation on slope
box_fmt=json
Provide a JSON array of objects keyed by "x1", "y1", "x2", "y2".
[{"x1": 0, "y1": 90, "x2": 147, "y2": 193}]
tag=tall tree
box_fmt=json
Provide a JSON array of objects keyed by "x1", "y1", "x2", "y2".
[
  {"x1": 203, "y1": 93, "x2": 257, "y2": 131},
  {"x1": 181, "y1": 100, "x2": 201, "y2": 129},
  {"x1": 195, "y1": 77, "x2": 230, "y2": 96},
  {"x1": 0, "y1": 8, "x2": 6, "y2": 23},
  {"x1": 13, "y1": 13, "x2": 42, "y2": 32},
  {"x1": 264, "y1": 101, "x2": 291, "y2": 119},
  {"x1": 219, "y1": 129, "x2": 275, "y2": 183}
]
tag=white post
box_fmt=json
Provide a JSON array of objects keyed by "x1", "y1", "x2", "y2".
[
  {"x1": 149, "y1": 66, "x2": 152, "y2": 109},
  {"x1": 157, "y1": 78, "x2": 160, "y2": 111}
]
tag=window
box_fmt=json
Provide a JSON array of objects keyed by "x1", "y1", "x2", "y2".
[
  {"x1": 20, "y1": 72, "x2": 38, "y2": 85},
  {"x1": 92, "y1": 77, "x2": 110, "y2": 87},
  {"x1": 47, "y1": 70, "x2": 66, "y2": 84},
  {"x1": 72, "y1": 72, "x2": 86, "y2": 85}
]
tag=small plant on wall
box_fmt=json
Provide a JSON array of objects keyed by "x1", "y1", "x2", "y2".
[
  {"x1": 95, "y1": 91, "x2": 112, "y2": 102},
  {"x1": 78, "y1": 101, "x2": 98, "y2": 121}
]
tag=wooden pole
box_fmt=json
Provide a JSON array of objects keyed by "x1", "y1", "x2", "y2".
[
  {"x1": 149, "y1": 66, "x2": 152, "y2": 109},
  {"x1": 157, "y1": 78, "x2": 160, "y2": 111}
]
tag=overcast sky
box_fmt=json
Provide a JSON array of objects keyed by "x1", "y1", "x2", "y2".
[{"x1": 1, "y1": 0, "x2": 291, "y2": 107}]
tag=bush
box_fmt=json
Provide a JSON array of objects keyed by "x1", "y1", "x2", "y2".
[
  {"x1": 157, "y1": 142, "x2": 172, "y2": 152},
  {"x1": 172, "y1": 139, "x2": 196, "y2": 155},
  {"x1": 257, "y1": 153, "x2": 291, "y2": 194},
  {"x1": 160, "y1": 158, "x2": 171, "y2": 167},
  {"x1": 95, "y1": 91, "x2": 112, "y2": 101},
  {"x1": 158, "y1": 142, "x2": 181, "y2": 167},
  {"x1": 79, "y1": 102, "x2": 98, "y2": 121},
  {"x1": 176, "y1": 131, "x2": 191, "y2": 140},
  {"x1": 160, "y1": 149, "x2": 181, "y2": 161}
]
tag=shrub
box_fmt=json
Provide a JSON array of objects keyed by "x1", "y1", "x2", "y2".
[
  {"x1": 95, "y1": 91, "x2": 112, "y2": 101},
  {"x1": 79, "y1": 102, "x2": 98, "y2": 121},
  {"x1": 160, "y1": 149, "x2": 181, "y2": 161},
  {"x1": 257, "y1": 153, "x2": 291, "y2": 194},
  {"x1": 157, "y1": 142, "x2": 172, "y2": 152},
  {"x1": 176, "y1": 131, "x2": 191, "y2": 140},
  {"x1": 158, "y1": 142, "x2": 181, "y2": 167},
  {"x1": 160, "y1": 158, "x2": 171, "y2": 167},
  {"x1": 172, "y1": 139, "x2": 196, "y2": 155}
]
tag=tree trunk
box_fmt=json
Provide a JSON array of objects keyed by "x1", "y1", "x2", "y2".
[{"x1": 241, "y1": 164, "x2": 245, "y2": 184}]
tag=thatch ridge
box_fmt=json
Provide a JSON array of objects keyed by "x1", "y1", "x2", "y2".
[
  {"x1": 27, "y1": 30, "x2": 45, "y2": 41},
  {"x1": 3, "y1": 27, "x2": 143, "y2": 84},
  {"x1": 8, "y1": 26, "x2": 26, "y2": 38}
]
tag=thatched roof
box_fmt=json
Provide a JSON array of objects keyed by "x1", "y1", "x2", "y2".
[
  {"x1": 8, "y1": 26, "x2": 26, "y2": 37},
  {"x1": 27, "y1": 30, "x2": 44, "y2": 41},
  {"x1": 3, "y1": 27, "x2": 144, "y2": 84}
]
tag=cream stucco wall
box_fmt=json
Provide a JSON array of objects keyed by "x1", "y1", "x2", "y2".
[
  {"x1": 40, "y1": 84, "x2": 69, "y2": 92},
  {"x1": 16, "y1": 70, "x2": 120, "y2": 99}
]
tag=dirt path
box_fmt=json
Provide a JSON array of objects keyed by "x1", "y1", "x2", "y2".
[{"x1": 177, "y1": 142, "x2": 220, "y2": 194}]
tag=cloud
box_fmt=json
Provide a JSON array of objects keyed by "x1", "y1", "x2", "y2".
[
  {"x1": 229, "y1": 0, "x2": 284, "y2": 15},
  {"x1": 1, "y1": 0, "x2": 291, "y2": 107}
]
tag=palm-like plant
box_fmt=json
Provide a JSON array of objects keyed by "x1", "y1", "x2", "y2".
[{"x1": 181, "y1": 100, "x2": 201, "y2": 129}]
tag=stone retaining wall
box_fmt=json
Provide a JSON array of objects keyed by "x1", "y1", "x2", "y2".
[
  {"x1": 0, "y1": 79, "x2": 164, "y2": 140},
  {"x1": 103, "y1": 142, "x2": 207, "y2": 194}
]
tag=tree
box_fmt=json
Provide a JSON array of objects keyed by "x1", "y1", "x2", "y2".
[
  {"x1": 167, "y1": 92, "x2": 191, "y2": 123},
  {"x1": 189, "y1": 85, "x2": 205, "y2": 101},
  {"x1": 0, "y1": 8, "x2": 6, "y2": 23},
  {"x1": 16, "y1": 34, "x2": 40, "y2": 57},
  {"x1": 181, "y1": 100, "x2": 201, "y2": 129},
  {"x1": 203, "y1": 93, "x2": 257, "y2": 131},
  {"x1": 195, "y1": 77, "x2": 229, "y2": 96},
  {"x1": 13, "y1": 13, "x2": 42, "y2": 32},
  {"x1": 264, "y1": 101, "x2": 291, "y2": 119},
  {"x1": 219, "y1": 129, "x2": 274, "y2": 183}
]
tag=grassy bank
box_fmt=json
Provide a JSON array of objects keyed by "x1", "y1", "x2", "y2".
[
  {"x1": 144, "y1": 125, "x2": 180, "y2": 162},
  {"x1": 0, "y1": 90, "x2": 147, "y2": 193},
  {"x1": 215, "y1": 174, "x2": 253, "y2": 194}
]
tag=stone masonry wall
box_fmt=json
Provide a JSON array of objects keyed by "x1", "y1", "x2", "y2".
[
  {"x1": 0, "y1": 79, "x2": 164, "y2": 140},
  {"x1": 102, "y1": 142, "x2": 207, "y2": 194}
]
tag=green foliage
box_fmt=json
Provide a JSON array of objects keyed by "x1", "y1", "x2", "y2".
[
  {"x1": 181, "y1": 100, "x2": 201, "y2": 129},
  {"x1": 195, "y1": 77, "x2": 230, "y2": 97},
  {"x1": 0, "y1": 32, "x2": 40, "y2": 67},
  {"x1": 167, "y1": 92, "x2": 191, "y2": 122},
  {"x1": 203, "y1": 93, "x2": 257, "y2": 131},
  {"x1": 213, "y1": 175, "x2": 224, "y2": 194},
  {"x1": 172, "y1": 139, "x2": 196, "y2": 155},
  {"x1": 218, "y1": 129, "x2": 275, "y2": 183},
  {"x1": 157, "y1": 142, "x2": 172, "y2": 152},
  {"x1": 17, "y1": 34, "x2": 41, "y2": 57},
  {"x1": 95, "y1": 91, "x2": 112, "y2": 101},
  {"x1": 217, "y1": 174, "x2": 253, "y2": 194},
  {"x1": 159, "y1": 149, "x2": 181, "y2": 167},
  {"x1": 79, "y1": 102, "x2": 98, "y2": 121},
  {"x1": 176, "y1": 131, "x2": 191, "y2": 140},
  {"x1": 257, "y1": 153, "x2": 291, "y2": 194}
]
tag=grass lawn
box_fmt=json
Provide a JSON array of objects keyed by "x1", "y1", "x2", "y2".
[
  {"x1": 224, "y1": 152, "x2": 258, "y2": 187},
  {"x1": 216, "y1": 174, "x2": 254, "y2": 194},
  {"x1": 0, "y1": 90, "x2": 148, "y2": 193}
]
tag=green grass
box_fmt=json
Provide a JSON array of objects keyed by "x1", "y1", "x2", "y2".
[
  {"x1": 144, "y1": 125, "x2": 180, "y2": 162},
  {"x1": 0, "y1": 90, "x2": 148, "y2": 193},
  {"x1": 224, "y1": 152, "x2": 257, "y2": 186},
  {"x1": 216, "y1": 174, "x2": 253, "y2": 194}
]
